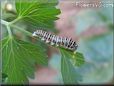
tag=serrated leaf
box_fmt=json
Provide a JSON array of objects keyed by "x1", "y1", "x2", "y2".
[
  {"x1": 60, "y1": 48, "x2": 85, "y2": 67},
  {"x1": 15, "y1": 0, "x2": 60, "y2": 29},
  {"x1": 1, "y1": 37, "x2": 48, "y2": 84},
  {"x1": 72, "y1": 52, "x2": 85, "y2": 66},
  {"x1": 60, "y1": 48, "x2": 83, "y2": 84}
]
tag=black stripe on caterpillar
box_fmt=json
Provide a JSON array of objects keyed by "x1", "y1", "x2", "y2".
[{"x1": 32, "y1": 30, "x2": 78, "y2": 52}]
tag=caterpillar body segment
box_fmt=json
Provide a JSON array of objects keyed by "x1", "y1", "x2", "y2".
[{"x1": 32, "y1": 30, "x2": 78, "y2": 52}]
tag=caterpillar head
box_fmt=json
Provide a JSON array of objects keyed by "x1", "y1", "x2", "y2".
[
  {"x1": 75, "y1": 44, "x2": 78, "y2": 50},
  {"x1": 72, "y1": 42, "x2": 78, "y2": 51},
  {"x1": 32, "y1": 30, "x2": 41, "y2": 37},
  {"x1": 32, "y1": 32, "x2": 37, "y2": 37}
]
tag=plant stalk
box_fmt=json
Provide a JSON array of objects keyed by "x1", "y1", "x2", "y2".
[{"x1": 1, "y1": 19, "x2": 33, "y2": 38}]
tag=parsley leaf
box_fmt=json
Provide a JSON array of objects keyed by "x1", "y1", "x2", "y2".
[
  {"x1": 15, "y1": 0, "x2": 60, "y2": 29},
  {"x1": 60, "y1": 48, "x2": 84, "y2": 84},
  {"x1": 1, "y1": 37, "x2": 48, "y2": 84}
]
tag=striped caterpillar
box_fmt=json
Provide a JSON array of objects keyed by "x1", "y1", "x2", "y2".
[{"x1": 32, "y1": 30, "x2": 78, "y2": 52}]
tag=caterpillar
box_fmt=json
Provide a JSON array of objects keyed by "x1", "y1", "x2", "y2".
[{"x1": 32, "y1": 30, "x2": 78, "y2": 52}]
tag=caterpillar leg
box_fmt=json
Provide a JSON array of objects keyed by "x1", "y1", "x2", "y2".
[
  {"x1": 46, "y1": 40, "x2": 50, "y2": 43},
  {"x1": 32, "y1": 32, "x2": 37, "y2": 37},
  {"x1": 41, "y1": 38, "x2": 45, "y2": 41},
  {"x1": 51, "y1": 42, "x2": 54, "y2": 45}
]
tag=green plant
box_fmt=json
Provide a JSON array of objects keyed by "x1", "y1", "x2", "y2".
[{"x1": 0, "y1": 0, "x2": 85, "y2": 84}]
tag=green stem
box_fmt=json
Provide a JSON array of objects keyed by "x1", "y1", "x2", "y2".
[
  {"x1": 10, "y1": 24, "x2": 32, "y2": 37},
  {"x1": 6, "y1": 25, "x2": 12, "y2": 38},
  {"x1": 1, "y1": 19, "x2": 9, "y2": 25},
  {"x1": 1, "y1": 19, "x2": 32, "y2": 37},
  {"x1": 1, "y1": 19, "x2": 12, "y2": 38},
  {"x1": 9, "y1": 16, "x2": 21, "y2": 25}
]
